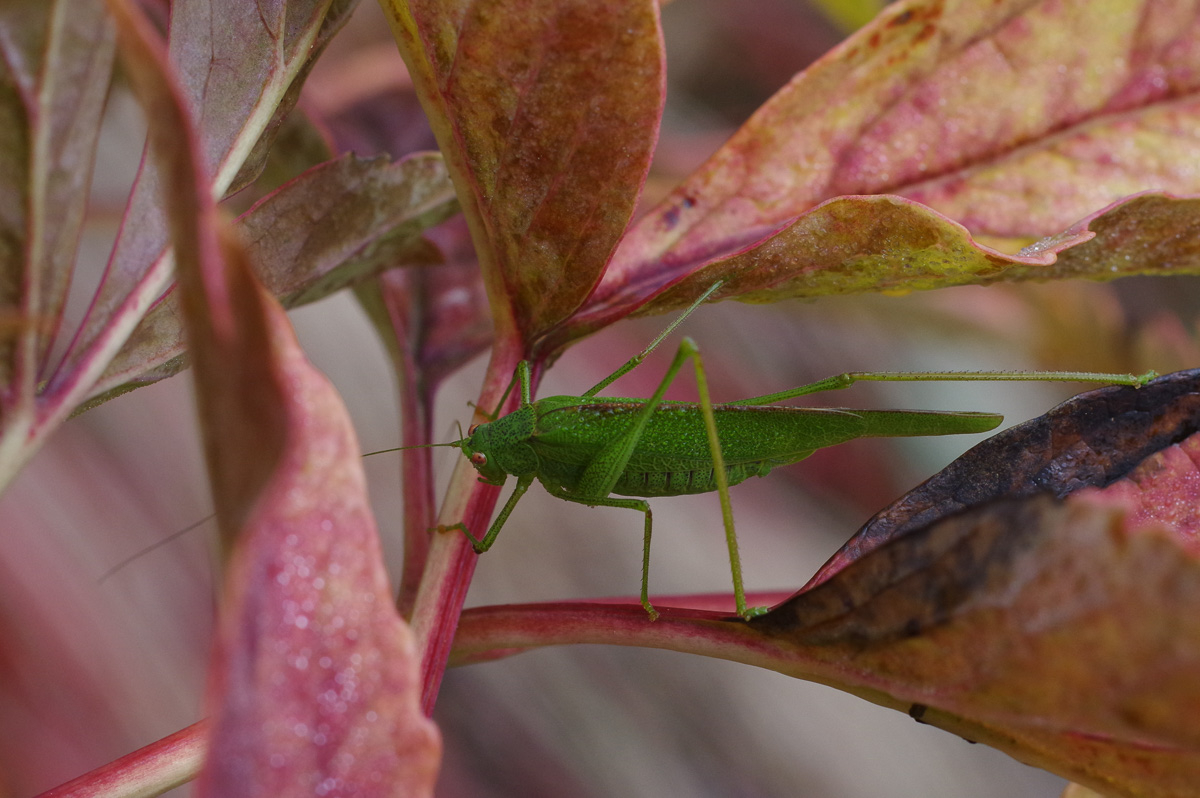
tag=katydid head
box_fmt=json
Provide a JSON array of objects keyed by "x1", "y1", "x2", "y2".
[{"x1": 456, "y1": 420, "x2": 509, "y2": 485}]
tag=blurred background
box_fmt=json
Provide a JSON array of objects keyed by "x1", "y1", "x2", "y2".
[{"x1": 4, "y1": 1, "x2": 1197, "y2": 796}]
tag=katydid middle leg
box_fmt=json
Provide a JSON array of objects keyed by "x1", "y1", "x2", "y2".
[
  {"x1": 541, "y1": 483, "x2": 660, "y2": 618},
  {"x1": 458, "y1": 474, "x2": 536, "y2": 553}
]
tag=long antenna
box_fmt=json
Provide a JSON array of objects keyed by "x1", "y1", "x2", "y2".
[
  {"x1": 362, "y1": 440, "x2": 463, "y2": 458},
  {"x1": 98, "y1": 513, "x2": 216, "y2": 583},
  {"x1": 363, "y1": 421, "x2": 467, "y2": 458}
]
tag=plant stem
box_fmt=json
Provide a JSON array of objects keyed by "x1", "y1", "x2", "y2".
[{"x1": 408, "y1": 342, "x2": 522, "y2": 714}]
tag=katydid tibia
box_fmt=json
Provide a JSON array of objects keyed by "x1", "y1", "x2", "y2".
[{"x1": 401, "y1": 282, "x2": 1155, "y2": 620}]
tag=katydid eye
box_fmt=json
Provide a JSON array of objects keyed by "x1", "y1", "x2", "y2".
[
  {"x1": 467, "y1": 424, "x2": 480, "y2": 435},
  {"x1": 471, "y1": 452, "x2": 487, "y2": 467}
]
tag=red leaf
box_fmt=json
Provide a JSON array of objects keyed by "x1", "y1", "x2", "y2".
[
  {"x1": 548, "y1": 0, "x2": 1200, "y2": 342},
  {"x1": 196, "y1": 274, "x2": 442, "y2": 795},
  {"x1": 615, "y1": 0, "x2": 1200, "y2": 283},
  {"x1": 109, "y1": 0, "x2": 442, "y2": 792}
]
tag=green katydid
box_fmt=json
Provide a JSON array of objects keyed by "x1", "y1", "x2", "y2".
[
  {"x1": 396, "y1": 282, "x2": 1156, "y2": 620},
  {"x1": 98, "y1": 282, "x2": 1154, "y2": 609},
  {"x1": 102, "y1": 284, "x2": 1155, "y2": 609}
]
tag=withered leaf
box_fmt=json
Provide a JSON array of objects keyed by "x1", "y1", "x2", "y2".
[{"x1": 809, "y1": 368, "x2": 1200, "y2": 587}]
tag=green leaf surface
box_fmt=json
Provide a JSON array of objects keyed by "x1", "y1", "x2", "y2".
[
  {"x1": 83, "y1": 151, "x2": 458, "y2": 405},
  {"x1": 380, "y1": 0, "x2": 665, "y2": 345}
]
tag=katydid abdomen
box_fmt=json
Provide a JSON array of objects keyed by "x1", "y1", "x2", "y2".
[{"x1": 528, "y1": 399, "x2": 1002, "y2": 499}]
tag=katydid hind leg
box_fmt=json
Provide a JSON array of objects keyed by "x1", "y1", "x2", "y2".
[
  {"x1": 570, "y1": 337, "x2": 708, "y2": 619},
  {"x1": 685, "y1": 337, "x2": 762, "y2": 619}
]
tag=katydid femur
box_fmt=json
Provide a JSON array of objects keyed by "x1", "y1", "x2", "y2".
[{"x1": 400, "y1": 282, "x2": 1154, "y2": 620}]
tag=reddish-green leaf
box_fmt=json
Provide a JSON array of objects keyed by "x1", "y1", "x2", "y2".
[
  {"x1": 0, "y1": 0, "x2": 114, "y2": 418},
  {"x1": 380, "y1": 0, "x2": 665, "y2": 345},
  {"x1": 82, "y1": 152, "x2": 458, "y2": 406},
  {"x1": 47, "y1": 0, "x2": 353, "y2": 419},
  {"x1": 557, "y1": 189, "x2": 1200, "y2": 348}
]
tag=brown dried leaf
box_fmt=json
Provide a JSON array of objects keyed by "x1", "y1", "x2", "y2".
[
  {"x1": 811, "y1": 368, "x2": 1200, "y2": 586},
  {"x1": 82, "y1": 152, "x2": 457, "y2": 405},
  {"x1": 754, "y1": 493, "x2": 1200, "y2": 797},
  {"x1": 379, "y1": 0, "x2": 664, "y2": 345}
]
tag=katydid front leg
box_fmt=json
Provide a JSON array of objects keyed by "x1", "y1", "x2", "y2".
[{"x1": 458, "y1": 473, "x2": 535, "y2": 553}]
